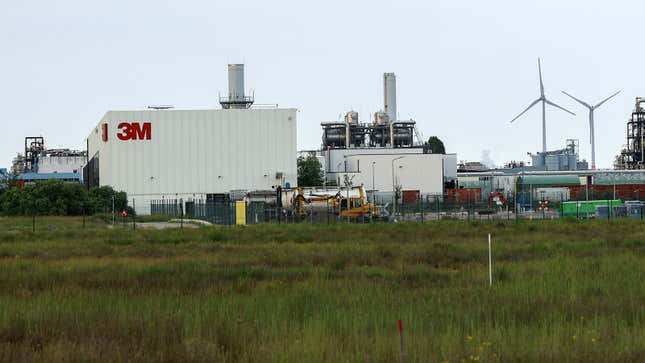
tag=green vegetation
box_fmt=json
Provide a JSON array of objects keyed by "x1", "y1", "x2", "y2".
[
  {"x1": 0, "y1": 181, "x2": 128, "y2": 216},
  {"x1": 426, "y1": 136, "x2": 446, "y2": 154},
  {"x1": 297, "y1": 152, "x2": 324, "y2": 187},
  {"x1": 0, "y1": 218, "x2": 644, "y2": 362}
]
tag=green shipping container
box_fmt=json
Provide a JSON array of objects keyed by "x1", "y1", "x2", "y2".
[{"x1": 560, "y1": 200, "x2": 623, "y2": 217}]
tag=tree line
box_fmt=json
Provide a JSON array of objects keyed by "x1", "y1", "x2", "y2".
[{"x1": 0, "y1": 179, "x2": 129, "y2": 216}]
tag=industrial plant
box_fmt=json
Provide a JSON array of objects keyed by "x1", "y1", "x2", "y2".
[
  {"x1": 10, "y1": 137, "x2": 87, "y2": 186},
  {"x1": 318, "y1": 72, "x2": 457, "y2": 203},
  {"x1": 2, "y1": 58, "x2": 645, "y2": 220}
]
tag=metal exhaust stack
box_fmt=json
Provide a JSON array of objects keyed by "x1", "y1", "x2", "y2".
[
  {"x1": 220, "y1": 64, "x2": 254, "y2": 109},
  {"x1": 384, "y1": 73, "x2": 397, "y2": 123}
]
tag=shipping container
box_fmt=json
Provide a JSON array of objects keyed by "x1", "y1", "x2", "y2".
[
  {"x1": 402, "y1": 190, "x2": 420, "y2": 204},
  {"x1": 560, "y1": 200, "x2": 623, "y2": 217}
]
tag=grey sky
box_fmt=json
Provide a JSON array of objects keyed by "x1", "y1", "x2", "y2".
[{"x1": 1, "y1": 0, "x2": 643, "y2": 170}]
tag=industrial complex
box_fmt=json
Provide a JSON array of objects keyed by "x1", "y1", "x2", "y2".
[{"x1": 4, "y1": 59, "x2": 645, "y2": 219}]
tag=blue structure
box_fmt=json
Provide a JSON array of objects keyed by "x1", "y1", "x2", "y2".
[{"x1": 16, "y1": 172, "x2": 82, "y2": 184}]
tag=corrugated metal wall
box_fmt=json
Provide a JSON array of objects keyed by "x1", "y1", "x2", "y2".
[{"x1": 87, "y1": 108, "x2": 297, "y2": 214}]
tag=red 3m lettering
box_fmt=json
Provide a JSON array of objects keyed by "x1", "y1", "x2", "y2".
[{"x1": 117, "y1": 122, "x2": 152, "y2": 141}]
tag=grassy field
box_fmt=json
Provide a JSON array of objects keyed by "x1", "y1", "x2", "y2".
[{"x1": 0, "y1": 217, "x2": 644, "y2": 362}]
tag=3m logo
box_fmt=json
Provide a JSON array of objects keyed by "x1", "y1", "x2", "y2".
[{"x1": 117, "y1": 122, "x2": 151, "y2": 141}]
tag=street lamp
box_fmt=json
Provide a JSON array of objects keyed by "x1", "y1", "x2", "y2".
[
  {"x1": 391, "y1": 156, "x2": 405, "y2": 217},
  {"x1": 372, "y1": 161, "x2": 376, "y2": 206}
]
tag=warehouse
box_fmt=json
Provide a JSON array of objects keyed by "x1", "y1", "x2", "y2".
[{"x1": 85, "y1": 64, "x2": 297, "y2": 214}]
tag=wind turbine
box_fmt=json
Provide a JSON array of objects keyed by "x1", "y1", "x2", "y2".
[
  {"x1": 561, "y1": 90, "x2": 621, "y2": 170},
  {"x1": 510, "y1": 58, "x2": 575, "y2": 153}
]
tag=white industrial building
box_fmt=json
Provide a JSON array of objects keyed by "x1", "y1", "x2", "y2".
[
  {"x1": 85, "y1": 64, "x2": 297, "y2": 214},
  {"x1": 323, "y1": 148, "x2": 456, "y2": 195},
  {"x1": 318, "y1": 72, "x2": 457, "y2": 198},
  {"x1": 37, "y1": 152, "x2": 86, "y2": 174}
]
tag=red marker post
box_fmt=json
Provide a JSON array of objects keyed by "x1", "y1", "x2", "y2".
[{"x1": 398, "y1": 319, "x2": 404, "y2": 363}]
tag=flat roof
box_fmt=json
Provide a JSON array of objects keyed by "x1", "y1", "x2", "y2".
[{"x1": 17, "y1": 172, "x2": 82, "y2": 181}]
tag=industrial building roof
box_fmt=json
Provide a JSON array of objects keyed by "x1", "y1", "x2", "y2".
[
  {"x1": 594, "y1": 172, "x2": 645, "y2": 185},
  {"x1": 17, "y1": 173, "x2": 82, "y2": 182},
  {"x1": 519, "y1": 175, "x2": 580, "y2": 186}
]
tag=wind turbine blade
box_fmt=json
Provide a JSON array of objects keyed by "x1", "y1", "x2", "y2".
[
  {"x1": 510, "y1": 98, "x2": 541, "y2": 123},
  {"x1": 594, "y1": 90, "x2": 621, "y2": 109},
  {"x1": 538, "y1": 58, "x2": 544, "y2": 96},
  {"x1": 544, "y1": 99, "x2": 576, "y2": 116},
  {"x1": 562, "y1": 91, "x2": 591, "y2": 109}
]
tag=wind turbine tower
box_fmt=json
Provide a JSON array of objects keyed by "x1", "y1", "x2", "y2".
[
  {"x1": 562, "y1": 90, "x2": 621, "y2": 169},
  {"x1": 510, "y1": 58, "x2": 575, "y2": 153}
]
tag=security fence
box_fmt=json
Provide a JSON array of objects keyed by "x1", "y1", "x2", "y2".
[{"x1": 150, "y1": 195, "x2": 645, "y2": 225}]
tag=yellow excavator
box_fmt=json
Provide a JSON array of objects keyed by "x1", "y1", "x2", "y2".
[{"x1": 293, "y1": 185, "x2": 380, "y2": 219}]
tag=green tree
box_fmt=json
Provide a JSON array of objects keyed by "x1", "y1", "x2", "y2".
[
  {"x1": 0, "y1": 180, "x2": 128, "y2": 216},
  {"x1": 426, "y1": 136, "x2": 446, "y2": 154},
  {"x1": 88, "y1": 186, "x2": 128, "y2": 214},
  {"x1": 297, "y1": 153, "x2": 324, "y2": 187}
]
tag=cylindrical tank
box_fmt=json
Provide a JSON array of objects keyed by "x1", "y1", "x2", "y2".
[
  {"x1": 545, "y1": 155, "x2": 559, "y2": 171},
  {"x1": 567, "y1": 154, "x2": 577, "y2": 170},
  {"x1": 322, "y1": 126, "x2": 347, "y2": 148},
  {"x1": 384, "y1": 73, "x2": 397, "y2": 123},
  {"x1": 370, "y1": 125, "x2": 390, "y2": 147},
  {"x1": 345, "y1": 111, "x2": 359, "y2": 125},
  {"x1": 373, "y1": 111, "x2": 390, "y2": 125},
  {"x1": 228, "y1": 64, "x2": 245, "y2": 101},
  {"x1": 349, "y1": 127, "x2": 365, "y2": 147},
  {"x1": 392, "y1": 126, "x2": 413, "y2": 147}
]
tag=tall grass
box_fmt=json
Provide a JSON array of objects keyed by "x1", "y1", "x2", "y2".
[{"x1": 0, "y1": 217, "x2": 644, "y2": 362}]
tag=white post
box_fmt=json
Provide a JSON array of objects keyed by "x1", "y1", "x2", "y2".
[{"x1": 488, "y1": 233, "x2": 493, "y2": 287}]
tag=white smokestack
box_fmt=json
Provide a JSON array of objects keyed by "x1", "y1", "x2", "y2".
[
  {"x1": 228, "y1": 64, "x2": 245, "y2": 101},
  {"x1": 383, "y1": 72, "x2": 397, "y2": 123}
]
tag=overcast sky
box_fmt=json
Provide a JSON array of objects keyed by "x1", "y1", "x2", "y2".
[{"x1": 1, "y1": 0, "x2": 643, "y2": 170}]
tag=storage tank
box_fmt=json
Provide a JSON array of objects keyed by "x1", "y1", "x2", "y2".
[
  {"x1": 384, "y1": 73, "x2": 397, "y2": 123},
  {"x1": 545, "y1": 155, "x2": 560, "y2": 171},
  {"x1": 321, "y1": 123, "x2": 347, "y2": 148},
  {"x1": 344, "y1": 111, "x2": 359, "y2": 125}
]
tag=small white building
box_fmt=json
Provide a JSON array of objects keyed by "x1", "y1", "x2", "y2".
[{"x1": 322, "y1": 147, "x2": 457, "y2": 196}]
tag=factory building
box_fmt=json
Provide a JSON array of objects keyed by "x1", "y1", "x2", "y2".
[
  {"x1": 319, "y1": 72, "x2": 457, "y2": 200},
  {"x1": 529, "y1": 139, "x2": 588, "y2": 171},
  {"x1": 10, "y1": 137, "x2": 86, "y2": 185},
  {"x1": 616, "y1": 97, "x2": 645, "y2": 169},
  {"x1": 85, "y1": 64, "x2": 297, "y2": 214},
  {"x1": 457, "y1": 170, "x2": 645, "y2": 206}
]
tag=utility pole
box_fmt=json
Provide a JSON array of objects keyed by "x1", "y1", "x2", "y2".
[
  {"x1": 372, "y1": 161, "x2": 376, "y2": 206},
  {"x1": 391, "y1": 156, "x2": 405, "y2": 218}
]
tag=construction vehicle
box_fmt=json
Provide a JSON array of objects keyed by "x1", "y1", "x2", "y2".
[
  {"x1": 291, "y1": 185, "x2": 381, "y2": 220},
  {"x1": 337, "y1": 185, "x2": 380, "y2": 219}
]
